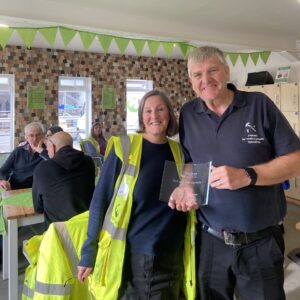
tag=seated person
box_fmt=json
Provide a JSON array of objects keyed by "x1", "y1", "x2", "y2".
[
  {"x1": 45, "y1": 125, "x2": 63, "y2": 139},
  {"x1": 32, "y1": 131, "x2": 95, "y2": 229},
  {"x1": 91, "y1": 121, "x2": 107, "y2": 156},
  {"x1": 81, "y1": 122, "x2": 107, "y2": 166},
  {"x1": 0, "y1": 122, "x2": 48, "y2": 191},
  {"x1": 19, "y1": 125, "x2": 63, "y2": 147}
]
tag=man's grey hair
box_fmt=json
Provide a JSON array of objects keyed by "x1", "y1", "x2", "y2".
[
  {"x1": 24, "y1": 122, "x2": 45, "y2": 136},
  {"x1": 187, "y1": 46, "x2": 228, "y2": 78}
]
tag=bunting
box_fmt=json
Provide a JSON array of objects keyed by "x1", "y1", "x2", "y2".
[
  {"x1": 0, "y1": 26, "x2": 272, "y2": 65},
  {"x1": 0, "y1": 28, "x2": 13, "y2": 48},
  {"x1": 39, "y1": 27, "x2": 57, "y2": 46}
]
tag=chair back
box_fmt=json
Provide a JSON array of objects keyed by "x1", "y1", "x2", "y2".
[{"x1": 79, "y1": 139, "x2": 104, "y2": 172}]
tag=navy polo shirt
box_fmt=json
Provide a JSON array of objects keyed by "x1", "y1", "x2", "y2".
[{"x1": 180, "y1": 84, "x2": 300, "y2": 232}]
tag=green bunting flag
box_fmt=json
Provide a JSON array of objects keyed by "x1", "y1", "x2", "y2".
[
  {"x1": 0, "y1": 28, "x2": 13, "y2": 48},
  {"x1": 162, "y1": 42, "x2": 174, "y2": 57},
  {"x1": 148, "y1": 40, "x2": 160, "y2": 56},
  {"x1": 39, "y1": 27, "x2": 57, "y2": 46},
  {"x1": 260, "y1": 51, "x2": 271, "y2": 64},
  {"x1": 79, "y1": 31, "x2": 96, "y2": 49},
  {"x1": 98, "y1": 34, "x2": 113, "y2": 52},
  {"x1": 59, "y1": 27, "x2": 77, "y2": 46},
  {"x1": 239, "y1": 53, "x2": 249, "y2": 67},
  {"x1": 16, "y1": 28, "x2": 37, "y2": 48},
  {"x1": 177, "y1": 43, "x2": 190, "y2": 58},
  {"x1": 131, "y1": 39, "x2": 146, "y2": 55},
  {"x1": 250, "y1": 52, "x2": 260, "y2": 65},
  {"x1": 114, "y1": 37, "x2": 130, "y2": 54},
  {"x1": 228, "y1": 53, "x2": 239, "y2": 66}
]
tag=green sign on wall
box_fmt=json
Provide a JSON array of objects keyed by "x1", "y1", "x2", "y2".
[
  {"x1": 102, "y1": 87, "x2": 116, "y2": 109},
  {"x1": 27, "y1": 86, "x2": 45, "y2": 109}
]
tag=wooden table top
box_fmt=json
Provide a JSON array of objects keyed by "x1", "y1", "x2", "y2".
[
  {"x1": 3, "y1": 204, "x2": 37, "y2": 220},
  {"x1": 1, "y1": 188, "x2": 39, "y2": 220}
]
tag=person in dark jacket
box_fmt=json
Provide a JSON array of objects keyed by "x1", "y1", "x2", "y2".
[
  {"x1": 45, "y1": 125, "x2": 63, "y2": 139},
  {"x1": 32, "y1": 131, "x2": 95, "y2": 229},
  {"x1": 0, "y1": 121, "x2": 48, "y2": 190}
]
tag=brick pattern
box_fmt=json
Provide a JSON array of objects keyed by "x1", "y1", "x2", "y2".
[{"x1": 0, "y1": 46, "x2": 194, "y2": 144}]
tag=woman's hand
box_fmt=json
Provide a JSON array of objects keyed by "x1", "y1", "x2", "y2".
[{"x1": 77, "y1": 266, "x2": 93, "y2": 283}]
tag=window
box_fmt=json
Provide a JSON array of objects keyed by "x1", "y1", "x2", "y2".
[
  {"x1": 58, "y1": 76, "x2": 91, "y2": 149},
  {"x1": 126, "y1": 79, "x2": 153, "y2": 134},
  {"x1": 0, "y1": 74, "x2": 14, "y2": 153}
]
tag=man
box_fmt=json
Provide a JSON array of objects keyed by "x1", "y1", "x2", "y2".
[
  {"x1": 169, "y1": 46, "x2": 300, "y2": 300},
  {"x1": 32, "y1": 131, "x2": 95, "y2": 229},
  {"x1": 0, "y1": 121, "x2": 48, "y2": 190}
]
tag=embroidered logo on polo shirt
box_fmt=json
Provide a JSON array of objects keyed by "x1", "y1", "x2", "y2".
[
  {"x1": 245, "y1": 122, "x2": 256, "y2": 133},
  {"x1": 242, "y1": 122, "x2": 264, "y2": 144}
]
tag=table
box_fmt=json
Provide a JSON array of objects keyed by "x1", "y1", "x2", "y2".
[{"x1": 2, "y1": 203, "x2": 44, "y2": 300}]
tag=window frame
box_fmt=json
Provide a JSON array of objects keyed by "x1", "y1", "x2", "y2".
[{"x1": 0, "y1": 74, "x2": 15, "y2": 152}]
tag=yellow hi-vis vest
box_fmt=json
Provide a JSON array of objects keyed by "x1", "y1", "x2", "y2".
[
  {"x1": 90, "y1": 133, "x2": 196, "y2": 300},
  {"x1": 80, "y1": 137, "x2": 100, "y2": 155},
  {"x1": 22, "y1": 212, "x2": 92, "y2": 300}
]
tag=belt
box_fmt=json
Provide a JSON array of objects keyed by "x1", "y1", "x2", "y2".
[{"x1": 201, "y1": 224, "x2": 277, "y2": 246}]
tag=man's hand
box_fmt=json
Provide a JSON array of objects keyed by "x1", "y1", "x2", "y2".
[
  {"x1": 209, "y1": 166, "x2": 251, "y2": 190},
  {"x1": 168, "y1": 185, "x2": 199, "y2": 212},
  {"x1": 0, "y1": 180, "x2": 11, "y2": 191},
  {"x1": 77, "y1": 266, "x2": 93, "y2": 283},
  {"x1": 29, "y1": 140, "x2": 44, "y2": 154}
]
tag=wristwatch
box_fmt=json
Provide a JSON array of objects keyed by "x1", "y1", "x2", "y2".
[{"x1": 243, "y1": 167, "x2": 257, "y2": 185}]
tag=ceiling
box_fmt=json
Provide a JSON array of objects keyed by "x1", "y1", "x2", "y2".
[{"x1": 1, "y1": 0, "x2": 300, "y2": 56}]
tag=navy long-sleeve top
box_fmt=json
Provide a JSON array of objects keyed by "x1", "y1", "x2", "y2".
[
  {"x1": 79, "y1": 138, "x2": 187, "y2": 267},
  {"x1": 0, "y1": 143, "x2": 48, "y2": 189}
]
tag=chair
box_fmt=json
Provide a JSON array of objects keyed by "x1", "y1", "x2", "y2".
[{"x1": 80, "y1": 138, "x2": 104, "y2": 171}]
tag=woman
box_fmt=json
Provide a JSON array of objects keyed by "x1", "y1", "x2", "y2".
[
  {"x1": 90, "y1": 121, "x2": 107, "y2": 156},
  {"x1": 81, "y1": 122, "x2": 107, "y2": 167},
  {"x1": 77, "y1": 90, "x2": 196, "y2": 299}
]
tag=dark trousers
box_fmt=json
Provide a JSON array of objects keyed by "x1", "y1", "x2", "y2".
[
  {"x1": 119, "y1": 251, "x2": 183, "y2": 300},
  {"x1": 196, "y1": 225, "x2": 285, "y2": 300}
]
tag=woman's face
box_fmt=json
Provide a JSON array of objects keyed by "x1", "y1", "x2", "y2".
[
  {"x1": 142, "y1": 95, "x2": 170, "y2": 142},
  {"x1": 93, "y1": 125, "x2": 102, "y2": 136},
  {"x1": 46, "y1": 130, "x2": 53, "y2": 139}
]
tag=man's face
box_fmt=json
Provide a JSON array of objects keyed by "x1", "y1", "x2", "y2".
[
  {"x1": 26, "y1": 127, "x2": 43, "y2": 148},
  {"x1": 189, "y1": 56, "x2": 230, "y2": 102}
]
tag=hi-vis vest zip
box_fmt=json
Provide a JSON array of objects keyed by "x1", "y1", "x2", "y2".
[{"x1": 22, "y1": 134, "x2": 196, "y2": 300}]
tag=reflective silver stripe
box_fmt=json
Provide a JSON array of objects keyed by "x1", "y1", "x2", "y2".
[
  {"x1": 126, "y1": 164, "x2": 136, "y2": 177},
  {"x1": 54, "y1": 222, "x2": 79, "y2": 277},
  {"x1": 22, "y1": 240, "x2": 31, "y2": 264},
  {"x1": 120, "y1": 134, "x2": 131, "y2": 162},
  {"x1": 101, "y1": 135, "x2": 131, "y2": 240},
  {"x1": 102, "y1": 219, "x2": 126, "y2": 240},
  {"x1": 35, "y1": 280, "x2": 72, "y2": 295},
  {"x1": 23, "y1": 284, "x2": 34, "y2": 298}
]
